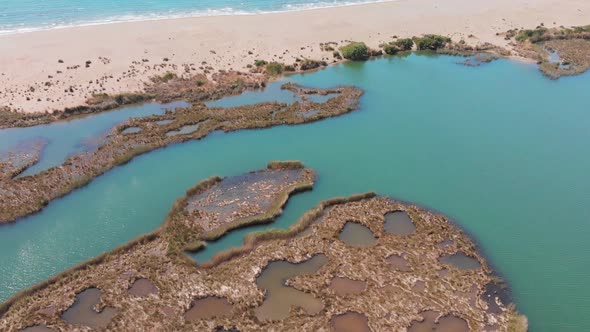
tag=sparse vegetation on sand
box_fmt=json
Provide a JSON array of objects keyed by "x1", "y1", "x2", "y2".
[
  {"x1": 265, "y1": 62, "x2": 284, "y2": 76},
  {"x1": 413, "y1": 34, "x2": 452, "y2": 50}
]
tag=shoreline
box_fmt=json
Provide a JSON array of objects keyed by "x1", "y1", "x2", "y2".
[{"x1": 1, "y1": 0, "x2": 589, "y2": 114}]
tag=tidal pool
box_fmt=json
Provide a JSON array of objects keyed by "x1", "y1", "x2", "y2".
[
  {"x1": 155, "y1": 119, "x2": 175, "y2": 126},
  {"x1": 20, "y1": 326, "x2": 54, "y2": 332},
  {"x1": 165, "y1": 124, "x2": 201, "y2": 137},
  {"x1": 408, "y1": 310, "x2": 469, "y2": 332},
  {"x1": 254, "y1": 254, "x2": 328, "y2": 321},
  {"x1": 1, "y1": 55, "x2": 590, "y2": 331},
  {"x1": 439, "y1": 251, "x2": 481, "y2": 270},
  {"x1": 330, "y1": 312, "x2": 371, "y2": 332},
  {"x1": 184, "y1": 297, "x2": 233, "y2": 322},
  {"x1": 60, "y1": 288, "x2": 117, "y2": 328},
  {"x1": 383, "y1": 211, "x2": 416, "y2": 235},
  {"x1": 338, "y1": 222, "x2": 377, "y2": 247},
  {"x1": 120, "y1": 127, "x2": 142, "y2": 135}
]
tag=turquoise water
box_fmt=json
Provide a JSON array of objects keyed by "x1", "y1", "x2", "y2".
[
  {"x1": 0, "y1": 101, "x2": 187, "y2": 176},
  {"x1": 0, "y1": 0, "x2": 389, "y2": 34},
  {"x1": 1, "y1": 55, "x2": 589, "y2": 331}
]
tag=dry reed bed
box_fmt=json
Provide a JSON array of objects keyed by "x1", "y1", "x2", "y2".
[{"x1": 0, "y1": 161, "x2": 313, "y2": 329}]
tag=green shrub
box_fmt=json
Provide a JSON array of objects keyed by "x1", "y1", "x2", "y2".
[
  {"x1": 573, "y1": 25, "x2": 590, "y2": 33},
  {"x1": 299, "y1": 59, "x2": 326, "y2": 71},
  {"x1": 150, "y1": 72, "x2": 177, "y2": 83},
  {"x1": 113, "y1": 93, "x2": 148, "y2": 105},
  {"x1": 515, "y1": 28, "x2": 548, "y2": 42},
  {"x1": 265, "y1": 62, "x2": 284, "y2": 76},
  {"x1": 395, "y1": 38, "x2": 414, "y2": 51},
  {"x1": 413, "y1": 34, "x2": 451, "y2": 50},
  {"x1": 339, "y1": 42, "x2": 369, "y2": 60},
  {"x1": 254, "y1": 59, "x2": 268, "y2": 67},
  {"x1": 383, "y1": 38, "x2": 414, "y2": 54}
]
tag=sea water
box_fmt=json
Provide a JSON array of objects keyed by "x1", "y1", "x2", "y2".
[{"x1": 0, "y1": 0, "x2": 391, "y2": 34}]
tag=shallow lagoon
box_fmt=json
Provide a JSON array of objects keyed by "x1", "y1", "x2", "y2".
[
  {"x1": 1, "y1": 54, "x2": 589, "y2": 331},
  {"x1": 0, "y1": 101, "x2": 188, "y2": 176}
]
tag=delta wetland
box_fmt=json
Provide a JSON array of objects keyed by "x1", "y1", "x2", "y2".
[{"x1": 0, "y1": 162, "x2": 526, "y2": 331}]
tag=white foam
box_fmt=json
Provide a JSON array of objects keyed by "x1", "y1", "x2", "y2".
[{"x1": 0, "y1": 0, "x2": 395, "y2": 36}]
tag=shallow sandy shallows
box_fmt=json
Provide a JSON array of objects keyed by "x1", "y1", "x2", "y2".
[{"x1": 1, "y1": 0, "x2": 589, "y2": 113}]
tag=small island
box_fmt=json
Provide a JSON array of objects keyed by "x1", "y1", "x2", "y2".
[{"x1": 0, "y1": 162, "x2": 527, "y2": 332}]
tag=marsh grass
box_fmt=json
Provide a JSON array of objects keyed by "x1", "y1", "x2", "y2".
[
  {"x1": 267, "y1": 160, "x2": 304, "y2": 170},
  {"x1": 506, "y1": 304, "x2": 529, "y2": 332}
]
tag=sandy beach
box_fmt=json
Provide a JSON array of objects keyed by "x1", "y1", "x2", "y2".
[{"x1": 1, "y1": 0, "x2": 588, "y2": 114}]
